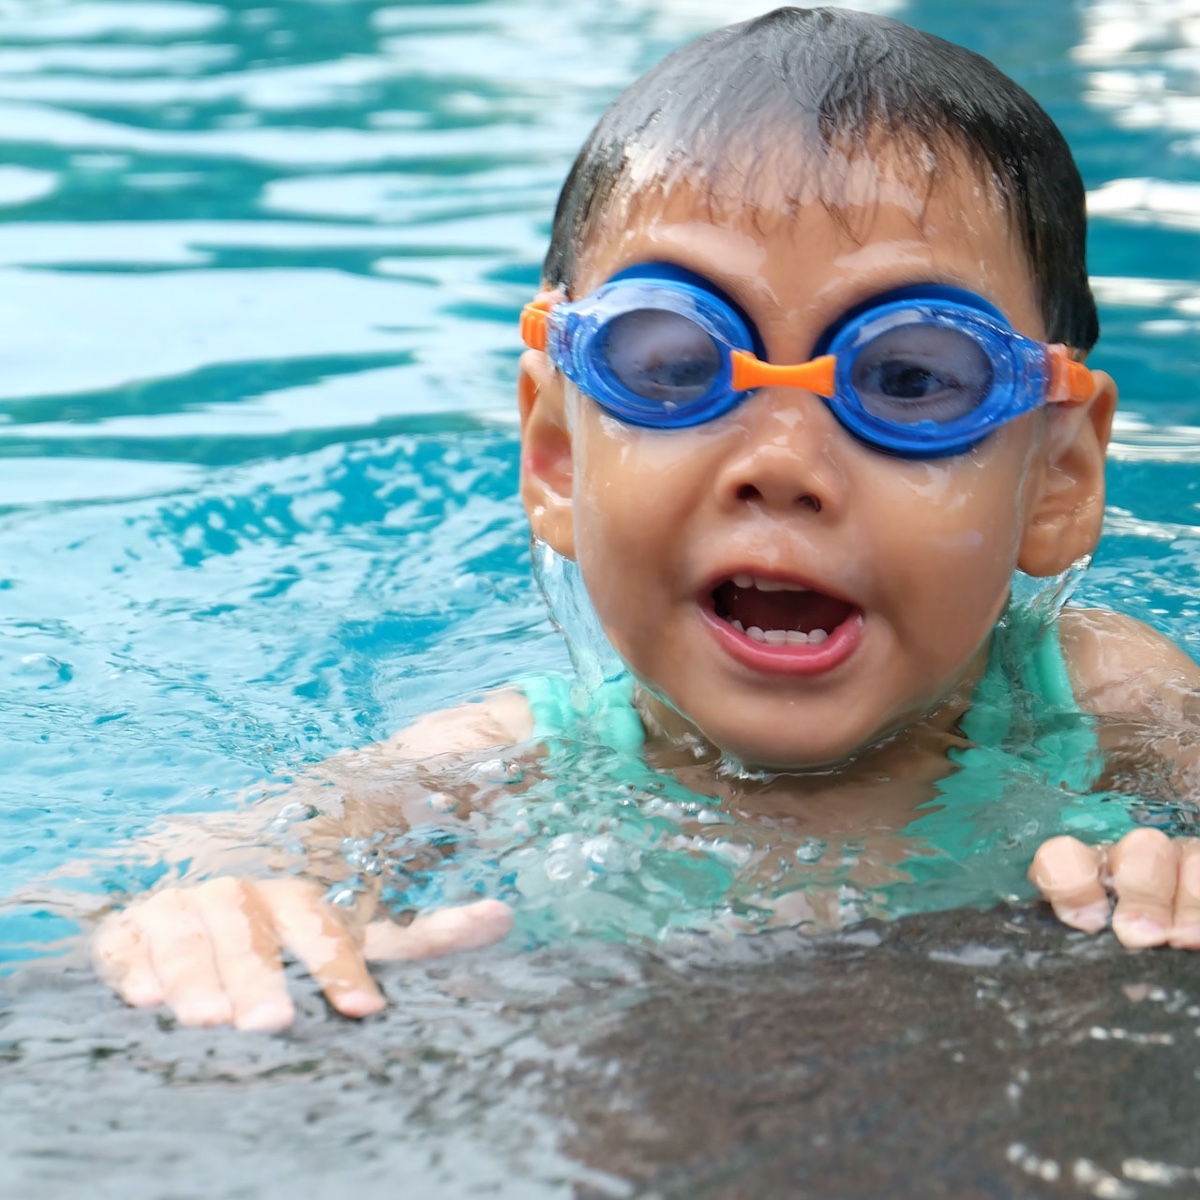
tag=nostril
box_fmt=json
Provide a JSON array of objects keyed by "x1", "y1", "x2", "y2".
[{"x1": 734, "y1": 483, "x2": 821, "y2": 511}]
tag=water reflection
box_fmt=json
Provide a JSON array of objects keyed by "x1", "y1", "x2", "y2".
[
  {"x1": 0, "y1": 0, "x2": 1188, "y2": 470},
  {"x1": 0, "y1": 1, "x2": 1198, "y2": 1196},
  {"x1": 1090, "y1": 178, "x2": 1200, "y2": 230},
  {"x1": 1078, "y1": 0, "x2": 1200, "y2": 229},
  {"x1": 0, "y1": 2, "x2": 225, "y2": 42}
]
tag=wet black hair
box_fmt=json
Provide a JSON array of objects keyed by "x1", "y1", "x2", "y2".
[{"x1": 543, "y1": 6, "x2": 1098, "y2": 351}]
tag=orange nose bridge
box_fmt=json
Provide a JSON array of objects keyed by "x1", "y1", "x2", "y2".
[{"x1": 729, "y1": 351, "x2": 837, "y2": 397}]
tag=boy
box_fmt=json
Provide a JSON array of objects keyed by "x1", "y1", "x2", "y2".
[{"x1": 96, "y1": 7, "x2": 1200, "y2": 1032}]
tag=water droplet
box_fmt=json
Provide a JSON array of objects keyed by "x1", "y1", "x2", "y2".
[
  {"x1": 642, "y1": 796, "x2": 685, "y2": 822},
  {"x1": 275, "y1": 802, "x2": 318, "y2": 823},
  {"x1": 544, "y1": 850, "x2": 578, "y2": 884},
  {"x1": 475, "y1": 758, "x2": 525, "y2": 786},
  {"x1": 325, "y1": 879, "x2": 361, "y2": 907},
  {"x1": 15, "y1": 653, "x2": 73, "y2": 688},
  {"x1": 581, "y1": 834, "x2": 639, "y2": 876},
  {"x1": 708, "y1": 838, "x2": 753, "y2": 868},
  {"x1": 795, "y1": 838, "x2": 827, "y2": 864}
]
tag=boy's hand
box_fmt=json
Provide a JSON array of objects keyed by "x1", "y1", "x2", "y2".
[
  {"x1": 93, "y1": 878, "x2": 513, "y2": 1032},
  {"x1": 1029, "y1": 828, "x2": 1200, "y2": 948}
]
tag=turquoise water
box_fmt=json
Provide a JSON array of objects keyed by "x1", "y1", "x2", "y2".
[{"x1": 0, "y1": 0, "x2": 1198, "y2": 964}]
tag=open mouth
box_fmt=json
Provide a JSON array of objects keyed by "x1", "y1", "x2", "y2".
[{"x1": 711, "y1": 574, "x2": 857, "y2": 646}]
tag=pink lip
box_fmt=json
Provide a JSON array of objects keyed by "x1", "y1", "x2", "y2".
[
  {"x1": 701, "y1": 606, "x2": 864, "y2": 676},
  {"x1": 698, "y1": 571, "x2": 865, "y2": 677}
]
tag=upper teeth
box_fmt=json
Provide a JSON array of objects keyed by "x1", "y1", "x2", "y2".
[{"x1": 731, "y1": 574, "x2": 808, "y2": 593}]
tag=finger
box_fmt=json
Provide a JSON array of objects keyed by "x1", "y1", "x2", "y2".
[
  {"x1": 93, "y1": 911, "x2": 165, "y2": 1008},
  {"x1": 135, "y1": 890, "x2": 235, "y2": 1026},
  {"x1": 191, "y1": 877, "x2": 295, "y2": 1033},
  {"x1": 1169, "y1": 838, "x2": 1200, "y2": 949},
  {"x1": 1028, "y1": 835, "x2": 1111, "y2": 932},
  {"x1": 257, "y1": 879, "x2": 385, "y2": 1019},
  {"x1": 1109, "y1": 827, "x2": 1176, "y2": 948},
  {"x1": 363, "y1": 899, "x2": 514, "y2": 961}
]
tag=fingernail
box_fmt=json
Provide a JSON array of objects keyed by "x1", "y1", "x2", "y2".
[
  {"x1": 1060, "y1": 901, "x2": 1111, "y2": 933},
  {"x1": 337, "y1": 988, "x2": 386, "y2": 1019},
  {"x1": 1168, "y1": 924, "x2": 1200, "y2": 950},
  {"x1": 1111, "y1": 915, "x2": 1167, "y2": 948},
  {"x1": 236, "y1": 1000, "x2": 293, "y2": 1033},
  {"x1": 174, "y1": 997, "x2": 234, "y2": 1027},
  {"x1": 123, "y1": 982, "x2": 165, "y2": 1008}
]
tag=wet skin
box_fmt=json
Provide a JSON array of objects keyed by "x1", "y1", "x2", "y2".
[
  {"x1": 520, "y1": 154, "x2": 1100, "y2": 770},
  {"x1": 92, "y1": 155, "x2": 1200, "y2": 1031},
  {"x1": 517, "y1": 155, "x2": 1200, "y2": 956}
]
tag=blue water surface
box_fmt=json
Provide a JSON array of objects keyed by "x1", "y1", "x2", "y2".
[{"x1": 0, "y1": 0, "x2": 1198, "y2": 963}]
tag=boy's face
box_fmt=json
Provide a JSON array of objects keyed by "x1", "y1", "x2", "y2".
[{"x1": 520, "y1": 151, "x2": 1114, "y2": 769}]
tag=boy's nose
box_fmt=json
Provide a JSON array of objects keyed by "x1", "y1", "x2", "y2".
[{"x1": 712, "y1": 391, "x2": 848, "y2": 516}]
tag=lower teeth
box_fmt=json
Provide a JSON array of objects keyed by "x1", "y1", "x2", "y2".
[{"x1": 734, "y1": 623, "x2": 829, "y2": 646}]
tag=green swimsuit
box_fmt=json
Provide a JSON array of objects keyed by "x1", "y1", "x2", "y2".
[
  {"x1": 894, "y1": 605, "x2": 1135, "y2": 909},
  {"x1": 518, "y1": 607, "x2": 1138, "y2": 918}
]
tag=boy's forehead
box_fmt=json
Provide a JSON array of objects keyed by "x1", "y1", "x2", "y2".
[{"x1": 574, "y1": 139, "x2": 1015, "y2": 290}]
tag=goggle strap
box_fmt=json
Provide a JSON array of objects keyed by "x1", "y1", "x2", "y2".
[
  {"x1": 1045, "y1": 344, "x2": 1097, "y2": 405},
  {"x1": 729, "y1": 351, "x2": 837, "y2": 397},
  {"x1": 520, "y1": 299, "x2": 552, "y2": 352}
]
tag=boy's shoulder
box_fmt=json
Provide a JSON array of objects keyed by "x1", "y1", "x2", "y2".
[
  {"x1": 1058, "y1": 606, "x2": 1200, "y2": 720},
  {"x1": 378, "y1": 690, "x2": 535, "y2": 762}
]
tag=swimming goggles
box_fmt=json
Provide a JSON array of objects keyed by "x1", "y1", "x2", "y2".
[{"x1": 520, "y1": 263, "x2": 1096, "y2": 458}]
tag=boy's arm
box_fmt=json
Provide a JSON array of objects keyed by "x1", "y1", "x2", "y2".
[
  {"x1": 1030, "y1": 608, "x2": 1200, "y2": 947},
  {"x1": 94, "y1": 690, "x2": 534, "y2": 1031}
]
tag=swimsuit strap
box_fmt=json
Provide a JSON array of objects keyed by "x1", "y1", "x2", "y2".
[{"x1": 521, "y1": 672, "x2": 646, "y2": 756}]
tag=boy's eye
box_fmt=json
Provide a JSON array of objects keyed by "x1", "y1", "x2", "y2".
[
  {"x1": 602, "y1": 309, "x2": 722, "y2": 405},
  {"x1": 850, "y1": 324, "x2": 994, "y2": 424}
]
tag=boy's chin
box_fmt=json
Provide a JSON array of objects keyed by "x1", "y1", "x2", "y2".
[
  {"x1": 688, "y1": 723, "x2": 886, "y2": 775},
  {"x1": 686, "y1": 710, "x2": 931, "y2": 776},
  {"x1": 718, "y1": 744, "x2": 866, "y2": 775},
  {"x1": 632, "y1": 680, "x2": 954, "y2": 774},
  {"x1": 635, "y1": 687, "x2": 886, "y2": 772}
]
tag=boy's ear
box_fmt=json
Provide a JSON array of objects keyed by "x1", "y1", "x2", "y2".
[
  {"x1": 518, "y1": 348, "x2": 576, "y2": 560},
  {"x1": 1017, "y1": 370, "x2": 1117, "y2": 577}
]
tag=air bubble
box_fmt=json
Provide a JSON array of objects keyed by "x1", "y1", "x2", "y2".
[
  {"x1": 325, "y1": 879, "x2": 362, "y2": 907},
  {"x1": 708, "y1": 839, "x2": 753, "y2": 868},
  {"x1": 581, "y1": 834, "x2": 639, "y2": 876},
  {"x1": 642, "y1": 796, "x2": 685, "y2": 822},
  {"x1": 544, "y1": 849, "x2": 579, "y2": 884},
  {"x1": 15, "y1": 653, "x2": 73, "y2": 688},
  {"x1": 795, "y1": 838, "x2": 827, "y2": 864},
  {"x1": 476, "y1": 759, "x2": 525, "y2": 786}
]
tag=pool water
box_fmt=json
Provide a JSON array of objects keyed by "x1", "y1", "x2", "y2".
[
  {"x1": 0, "y1": 0, "x2": 778, "y2": 955},
  {"x1": 2, "y1": 0, "x2": 1198, "y2": 953},
  {"x1": 1, "y1": 0, "x2": 1199, "y2": 1195}
]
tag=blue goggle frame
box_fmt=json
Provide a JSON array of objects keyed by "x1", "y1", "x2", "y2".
[{"x1": 520, "y1": 263, "x2": 1095, "y2": 458}]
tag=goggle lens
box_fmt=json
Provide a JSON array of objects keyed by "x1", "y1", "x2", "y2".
[
  {"x1": 603, "y1": 308, "x2": 723, "y2": 406},
  {"x1": 848, "y1": 321, "x2": 995, "y2": 426}
]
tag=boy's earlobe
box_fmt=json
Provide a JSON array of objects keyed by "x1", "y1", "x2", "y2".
[
  {"x1": 517, "y1": 349, "x2": 576, "y2": 560},
  {"x1": 1017, "y1": 371, "x2": 1118, "y2": 577}
]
